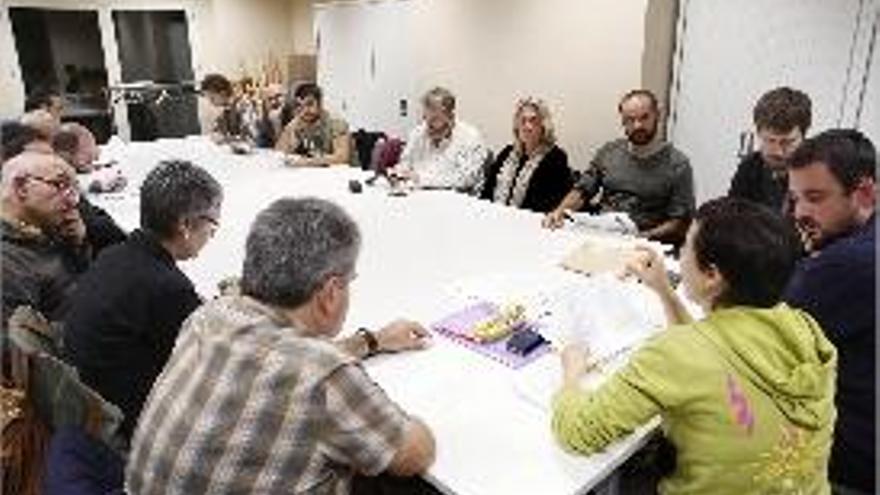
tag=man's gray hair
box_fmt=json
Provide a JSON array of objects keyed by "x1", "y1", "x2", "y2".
[
  {"x1": 422, "y1": 86, "x2": 456, "y2": 113},
  {"x1": 241, "y1": 197, "x2": 361, "y2": 308}
]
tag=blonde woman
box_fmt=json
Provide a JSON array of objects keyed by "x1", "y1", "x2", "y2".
[{"x1": 480, "y1": 98, "x2": 572, "y2": 212}]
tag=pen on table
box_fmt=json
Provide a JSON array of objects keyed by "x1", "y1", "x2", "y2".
[{"x1": 562, "y1": 211, "x2": 575, "y2": 223}]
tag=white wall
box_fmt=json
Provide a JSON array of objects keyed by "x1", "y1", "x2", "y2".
[
  {"x1": 291, "y1": 0, "x2": 316, "y2": 55},
  {"x1": 857, "y1": 8, "x2": 879, "y2": 147},
  {"x1": 0, "y1": 7, "x2": 22, "y2": 119},
  {"x1": 669, "y1": 0, "x2": 874, "y2": 202},
  {"x1": 316, "y1": 0, "x2": 652, "y2": 170},
  {"x1": 641, "y1": 0, "x2": 679, "y2": 136},
  {"x1": 208, "y1": 0, "x2": 294, "y2": 78},
  {"x1": 1, "y1": 0, "x2": 297, "y2": 124}
]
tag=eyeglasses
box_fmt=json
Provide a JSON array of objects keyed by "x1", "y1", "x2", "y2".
[
  {"x1": 198, "y1": 214, "x2": 220, "y2": 228},
  {"x1": 26, "y1": 175, "x2": 79, "y2": 197},
  {"x1": 328, "y1": 271, "x2": 358, "y2": 288}
]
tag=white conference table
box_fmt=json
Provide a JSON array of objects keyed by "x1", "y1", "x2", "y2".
[{"x1": 90, "y1": 136, "x2": 663, "y2": 495}]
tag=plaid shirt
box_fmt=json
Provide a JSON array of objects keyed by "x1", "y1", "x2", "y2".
[{"x1": 126, "y1": 296, "x2": 407, "y2": 494}]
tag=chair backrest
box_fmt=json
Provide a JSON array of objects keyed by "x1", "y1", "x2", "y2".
[
  {"x1": 2, "y1": 338, "x2": 49, "y2": 495},
  {"x1": 3, "y1": 306, "x2": 124, "y2": 448},
  {"x1": 374, "y1": 137, "x2": 405, "y2": 173},
  {"x1": 466, "y1": 148, "x2": 494, "y2": 197},
  {"x1": 351, "y1": 129, "x2": 387, "y2": 170}
]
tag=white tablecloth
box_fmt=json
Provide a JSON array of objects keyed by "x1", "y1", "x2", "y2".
[{"x1": 91, "y1": 137, "x2": 664, "y2": 495}]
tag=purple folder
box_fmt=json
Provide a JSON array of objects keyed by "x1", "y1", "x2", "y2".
[{"x1": 431, "y1": 301, "x2": 551, "y2": 369}]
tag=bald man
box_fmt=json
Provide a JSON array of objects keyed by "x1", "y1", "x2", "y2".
[
  {"x1": 1, "y1": 121, "x2": 51, "y2": 161},
  {"x1": 255, "y1": 83, "x2": 287, "y2": 148},
  {"x1": 53, "y1": 123, "x2": 99, "y2": 173},
  {"x1": 1, "y1": 151, "x2": 90, "y2": 324},
  {"x1": 53, "y1": 123, "x2": 127, "y2": 192},
  {"x1": 7, "y1": 124, "x2": 127, "y2": 256}
]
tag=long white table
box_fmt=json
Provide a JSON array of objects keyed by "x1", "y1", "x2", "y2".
[{"x1": 91, "y1": 137, "x2": 662, "y2": 495}]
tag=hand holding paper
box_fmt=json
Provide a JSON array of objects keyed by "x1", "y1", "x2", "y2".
[
  {"x1": 561, "y1": 341, "x2": 592, "y2": 386},
  {"x1": 620, "y1": 246, "x2": 672, "y2": 295}
]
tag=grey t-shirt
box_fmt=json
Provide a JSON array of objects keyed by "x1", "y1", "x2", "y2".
[{"x1": 575, "y1": 139, "x2": 694, "y2": 230}]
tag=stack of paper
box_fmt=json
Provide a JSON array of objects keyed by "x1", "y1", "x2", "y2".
[{"x1": 567, "y1": 211, "x2": 638, "y2": 235}]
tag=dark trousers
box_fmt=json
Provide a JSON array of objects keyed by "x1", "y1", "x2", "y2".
[{"x1": 352, "y1": 473, "x2": 444, "y2": 495}]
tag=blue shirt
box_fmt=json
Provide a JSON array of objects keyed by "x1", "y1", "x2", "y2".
[{"x1": 784, "y1": 215, "x2": 876, "y2": 492}]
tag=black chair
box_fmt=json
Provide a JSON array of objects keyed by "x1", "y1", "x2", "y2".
[{"x1": 351, "y1": 129, "x2": 387, "y2": 170}]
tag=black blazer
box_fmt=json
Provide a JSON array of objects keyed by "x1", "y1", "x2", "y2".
[
  {"x1": 65, "y1": 230, "x2": 201, "y2": 440},
  {"x1": 481, "y1": 144, "x2": 573, "y2": 213}
]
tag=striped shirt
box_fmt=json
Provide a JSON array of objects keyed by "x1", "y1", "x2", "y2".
[{"x1": 126, "y1": 296, "x2": 407, "y2": 494}]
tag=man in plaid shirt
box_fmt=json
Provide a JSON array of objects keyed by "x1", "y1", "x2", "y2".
[{"x1": 126, "y1": 198, "x2": 436, "y2": 494}]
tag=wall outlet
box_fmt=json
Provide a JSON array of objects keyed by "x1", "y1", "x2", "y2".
[{"x1": 399, "y1": 98, "x2": 407, "y2": 117}]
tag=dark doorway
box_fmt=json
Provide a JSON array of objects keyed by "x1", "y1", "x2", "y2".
[
  {"x1": 112, "y1": 10, "x2": 200, "y2": 140},
  {"x1": 9, "y1": 7, "x2": 112, "y2": 142}
]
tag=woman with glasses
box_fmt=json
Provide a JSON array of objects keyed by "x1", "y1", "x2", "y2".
[
  {"x1": 65, "y1": 160, "x2": 223, "y2": 443},
  {"x1": 480, "y1": 98, "x2": 573, "y2": 213}
]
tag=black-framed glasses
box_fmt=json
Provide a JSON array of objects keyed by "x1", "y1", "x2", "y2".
[
  {"x1": 196, "y1": 214, "x2": 220, "y2": 228},
  {"x1": 329, "y1": 271, "x2": 358, "y2": 287},
  {"x1": 26, "y1": 175, "x2": 79, "y2": 197}
]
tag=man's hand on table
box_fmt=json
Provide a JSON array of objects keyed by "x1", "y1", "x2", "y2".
[{"x1": 375, "y1": 319, "x2": 432, "y2": 353}]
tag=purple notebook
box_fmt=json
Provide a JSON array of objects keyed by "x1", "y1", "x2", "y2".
[{"x1": 430, "y1": 301, "x2": 551, "y2": 369}]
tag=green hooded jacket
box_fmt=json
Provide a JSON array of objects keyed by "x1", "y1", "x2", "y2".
[{"x1": 552, "y1": 303, "x2": 837, "y2": 495}]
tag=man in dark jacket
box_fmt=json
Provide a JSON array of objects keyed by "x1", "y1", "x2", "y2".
[
  {"x1": 784, "y1": 130, "x2": 876, "y2": 494},
  {"x1": 728, "y1": 87, "x2": 811, "y2": 211},
  {"x1": 1, "y1": 151, "x2": 90, "y2": 325}
]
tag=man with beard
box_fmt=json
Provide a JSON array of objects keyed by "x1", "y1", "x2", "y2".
[
  {"x1": 729, "y1": 87, "x2": 811, "y2": 211},
  {"x1": 543, "y1": 89, "x2": 694, "y2": 245},
  {"x1": 253, "y1": 83, "x2": 287, "y2": 148},
  {"x1": 275, "y1": 83, "x2": 352, "y2": 166},
  {"x1": 783, "y1": 129, "x2": 876, "y2": 495},
  {"x1": 390, "y1": 86, "x2": 489, "y2": 191}
]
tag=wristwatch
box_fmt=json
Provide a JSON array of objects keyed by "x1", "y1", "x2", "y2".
[{"x1": 356, "y1": 327, "x2": 380, "y2": 358}]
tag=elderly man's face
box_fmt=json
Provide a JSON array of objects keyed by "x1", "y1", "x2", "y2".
[
  {"x1": 311, "y1": 270, "x2": 356, "y2": 338},
  {"x1": 264, "y1": 85, "x2": 285, "y2": 111},
  {"x1": 71, "y1": 132, "x2": 99, "y2": 173},
  {"x1": 620, "y1": 95, "x2": 659, "y2": 146},
  {"x1": 17, "y1": 154, "x2": 81, "y2": 233}
]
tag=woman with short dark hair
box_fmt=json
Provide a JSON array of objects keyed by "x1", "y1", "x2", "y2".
[
  {"x1": 552, "y1": 197, "x2": 837, "y2": 494},
  {"x1": 65, "y1": 160, "x2": 223, "y2": 442}
]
